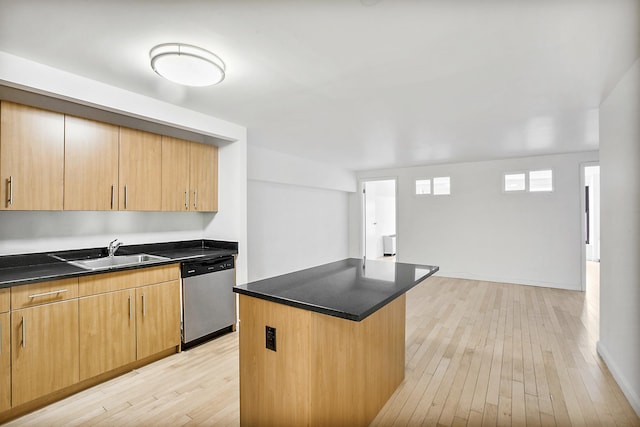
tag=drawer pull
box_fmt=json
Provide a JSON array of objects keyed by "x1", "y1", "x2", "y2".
[{"x1": 28, "y1": 289, "x2": 67, "y2": 299}]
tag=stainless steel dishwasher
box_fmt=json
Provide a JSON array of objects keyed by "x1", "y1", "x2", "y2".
[{"x1": 181, "y1": 256, "x2": 235, "y2": 349}]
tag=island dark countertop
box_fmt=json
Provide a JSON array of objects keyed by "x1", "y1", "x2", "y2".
[
  {"x1": 0, "y1": 239, "x2": 238, "y2": 288},
  {"x1": 233, "y1": 258, "x2": 438, "y2": 321}
]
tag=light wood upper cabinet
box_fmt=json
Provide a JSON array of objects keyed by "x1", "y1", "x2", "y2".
[
  {"x1": 79, "y1": 289, "x2": 136, "y2": 381},
  {"x1": 119, "y1": 128, "x2": 162, "y2": 211},
  {"x1": 190, "y1": 142, "x2": 218, "y2": 212},
  {"x1": 0, "y1": 101, "x2": 65, "y2": 210},
  {"x1": 64, "y1": 116, "x2": 119, "y2": 210},
  {"x1": 161, "y1": 136, "x2": 190, "y2": 211},
  {"x1": 136, "y1": 280, "x2": 181, "y2": 360},
  {"x1": 0, "y1": 312, "x2": 10, "y2": 412},
  {"x1": 11, "y1": 300, "x2": 79, "y2": 407},
  {"x1": 0, "y1": 101, "x2": 220, "y2": 213}
]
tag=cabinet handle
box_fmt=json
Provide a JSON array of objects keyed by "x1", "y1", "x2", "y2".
[
  {"x1": 185, "y1": 190, "x2": 188, "y2": 210},
  {"x1": 0, "y1": 319, "x2": 2, "y2": 354},
  {"x1": 142, "y1": 293, "x2": 146, "y2": 317},
  {"x1": 193, "y1": 190, "x2": 197, "y2": 210},
  {"x1": 129, "y1": 295, "x2": 132, "y2": 319},
  {"x1": 124, "y1": 185, "x2": 128, "y2": 209},
  {"x1": 7, "y1": 176, "x2": 14, "y2": 206},
  {"x1": 111, "y1": 185, "x2": 115, "y2": 209},
  {"x1": 21, "y1": 316, "x2": 26, "y2": 348},
  {"x1": 28, "y1": 289, "x2": 67, "y2": 299}
]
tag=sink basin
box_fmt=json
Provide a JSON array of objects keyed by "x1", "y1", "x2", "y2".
[{"x1": 68, "y1": 254, "x2": 169, "y2": 271}]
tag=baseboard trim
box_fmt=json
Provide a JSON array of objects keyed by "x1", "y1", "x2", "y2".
[
  {"x1": 597, "y1": 340, "x2": 640, "y2": 417},
  {"x1": 436, "y1": 272, "x2": 580, "y2": 291}
]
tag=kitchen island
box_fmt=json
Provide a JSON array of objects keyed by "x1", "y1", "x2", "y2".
[{"x1": 233, "y1": 258, "x2": 438, "y2": 427}]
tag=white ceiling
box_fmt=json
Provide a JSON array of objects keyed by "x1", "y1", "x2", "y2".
[{"x1": 0, "y1": 1, "x2": 638, "y2": 171}]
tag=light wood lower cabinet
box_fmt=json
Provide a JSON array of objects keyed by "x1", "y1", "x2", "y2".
[
  {"x1": 79, "y1": 289, "x2": 136, "y2": 381},
  {"x1": 1, "y1": 266, "x2": 181, "y2": 421},
  {"x1": 0, "y1": 312, "x2": 10, "y2": 412},
  {"x1": 11, "y1": 300, "x2": 79, "y2": 407},
  {"x1": 136, "y1": 280, "x2": 181, "y2": 360}
]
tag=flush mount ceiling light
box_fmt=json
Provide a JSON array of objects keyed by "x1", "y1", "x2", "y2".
[{"x1": 149, "y1": 43, "x2": 225, "y2": 87}]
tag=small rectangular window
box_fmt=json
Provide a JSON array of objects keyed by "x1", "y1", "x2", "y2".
[
  {"x1": 433, "y1": 177, "x2": 451, "y2": 195},
  {"x1": 415, "y1": 179, "x2": 431, "y2": 195},
  {"x1": 529, "y1": 170, "x2": 553, "y2": 192},
  {"x1": 504, "y1": 173, "x2": 526, "y2": 192}
]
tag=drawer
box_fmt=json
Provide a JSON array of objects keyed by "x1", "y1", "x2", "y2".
[
  {"x1": 79, "y1": 263, "x2": 180, "y2": 297},
  {"x1": 0, "y1": 288, "x2": 9, "y2": 313},
  {"x1": 12, "y1": 278, "x2": 79, "y2": 309}
]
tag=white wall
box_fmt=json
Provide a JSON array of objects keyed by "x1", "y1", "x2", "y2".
[
  {"x1": 247, "y1": 181, "x2": 350, "y2": 281},
  {"x1": 248, "y1": 145, "x2": 356, "y2": 192},
  {"x1": 0, "y1": 51, "x2": 249, "y2": 285},
  {"x1": 598, "y1": 58, "x2": 640, "y2": 416},
  {"x1": 247, "y1": 145, "x2": 355, "y2": 281},
  {"x1": 353, "y1": 151, "x2": 598, "y2": 289},
  {"x1": 0, "y1": 211, "x2": 206, "y2": 255}
]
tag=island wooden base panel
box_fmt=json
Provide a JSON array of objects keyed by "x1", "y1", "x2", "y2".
[
  {"x1": 238, "y1": 294, "x2": 406, "y2": 427},
  {"x1": 4, "y1": 275, "x2": 639, "y2": 427}
]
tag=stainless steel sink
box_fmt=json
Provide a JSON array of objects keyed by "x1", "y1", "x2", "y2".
[{"x1": 68, "y1": 254, "x2": 169, "y2": 271}]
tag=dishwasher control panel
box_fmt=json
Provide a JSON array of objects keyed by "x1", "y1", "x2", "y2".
[{"x1": 181, "y1": 256, "x2": 235, "y2": 278}]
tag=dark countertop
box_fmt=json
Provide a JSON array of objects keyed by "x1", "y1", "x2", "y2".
[
  {"x1": 233, "y1": 258, "x2": 438, "y2": 321},
  {"x1": 0, "y1": 239, "x2": 237, "y2": 288}
]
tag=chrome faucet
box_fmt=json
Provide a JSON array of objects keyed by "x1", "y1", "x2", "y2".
[{"x1": 108, "y1": 239, "x2": 122, "y2": 257}]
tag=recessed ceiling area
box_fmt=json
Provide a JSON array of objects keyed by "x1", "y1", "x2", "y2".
[{"x1": 0, "y1": 0, "x2": 637, "y2": 171}]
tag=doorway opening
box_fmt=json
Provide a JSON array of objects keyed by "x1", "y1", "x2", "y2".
[
  {"x1": 582, "y1": 163, "x2": 600, "y2": 325},
  {"x1": 362, "y1": 179, "x2": 397, "y2": 262}
]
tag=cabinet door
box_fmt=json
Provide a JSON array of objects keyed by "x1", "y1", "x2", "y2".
[
  {"x1": 12, "y1": 300, "x2": 79, "y2": 406},
  {"x1": 79, "y1": 289, "x2": 136, "y2": 381},
  {"x1": 0, "y1": 101, "x2": 64, "y2": 210},
  {"x1": 136, "y1": 280, "x2": 180, "y2": 360},
  {"x1": 0, "y1": 312, "x2": 10, "y2": 412},
  {"x1": 64, "y1": 116, "x2": 119, "y2": 210},
  {"x1": 190, "y1": 143, "x2": 218, "y2": 212},
  {"x1": 161, "y1": 136, "x2": 190, "y2": 211},
  {"x1": 0, "y1": 288, "x2": 9, "y2": 313},
  {"x1": 119, "y1": 127, "x2": 162, "y2": 211}
]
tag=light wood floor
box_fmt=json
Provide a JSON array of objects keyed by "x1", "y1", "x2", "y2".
[{"x1": 5, "y1": 275, "x2": 638, "y2": 426}]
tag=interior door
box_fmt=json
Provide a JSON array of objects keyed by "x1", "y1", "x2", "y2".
[{"x1": 364, "y1": 183, "x2": 378, "y2": 259}]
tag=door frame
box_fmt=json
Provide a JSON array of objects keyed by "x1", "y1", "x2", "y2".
[
  {"x1": 580, "y1": 161, "x2": 600, "y2": 291},
  {"x1": 360, "y1": 177, "x2": 398, "y2": 261}
]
